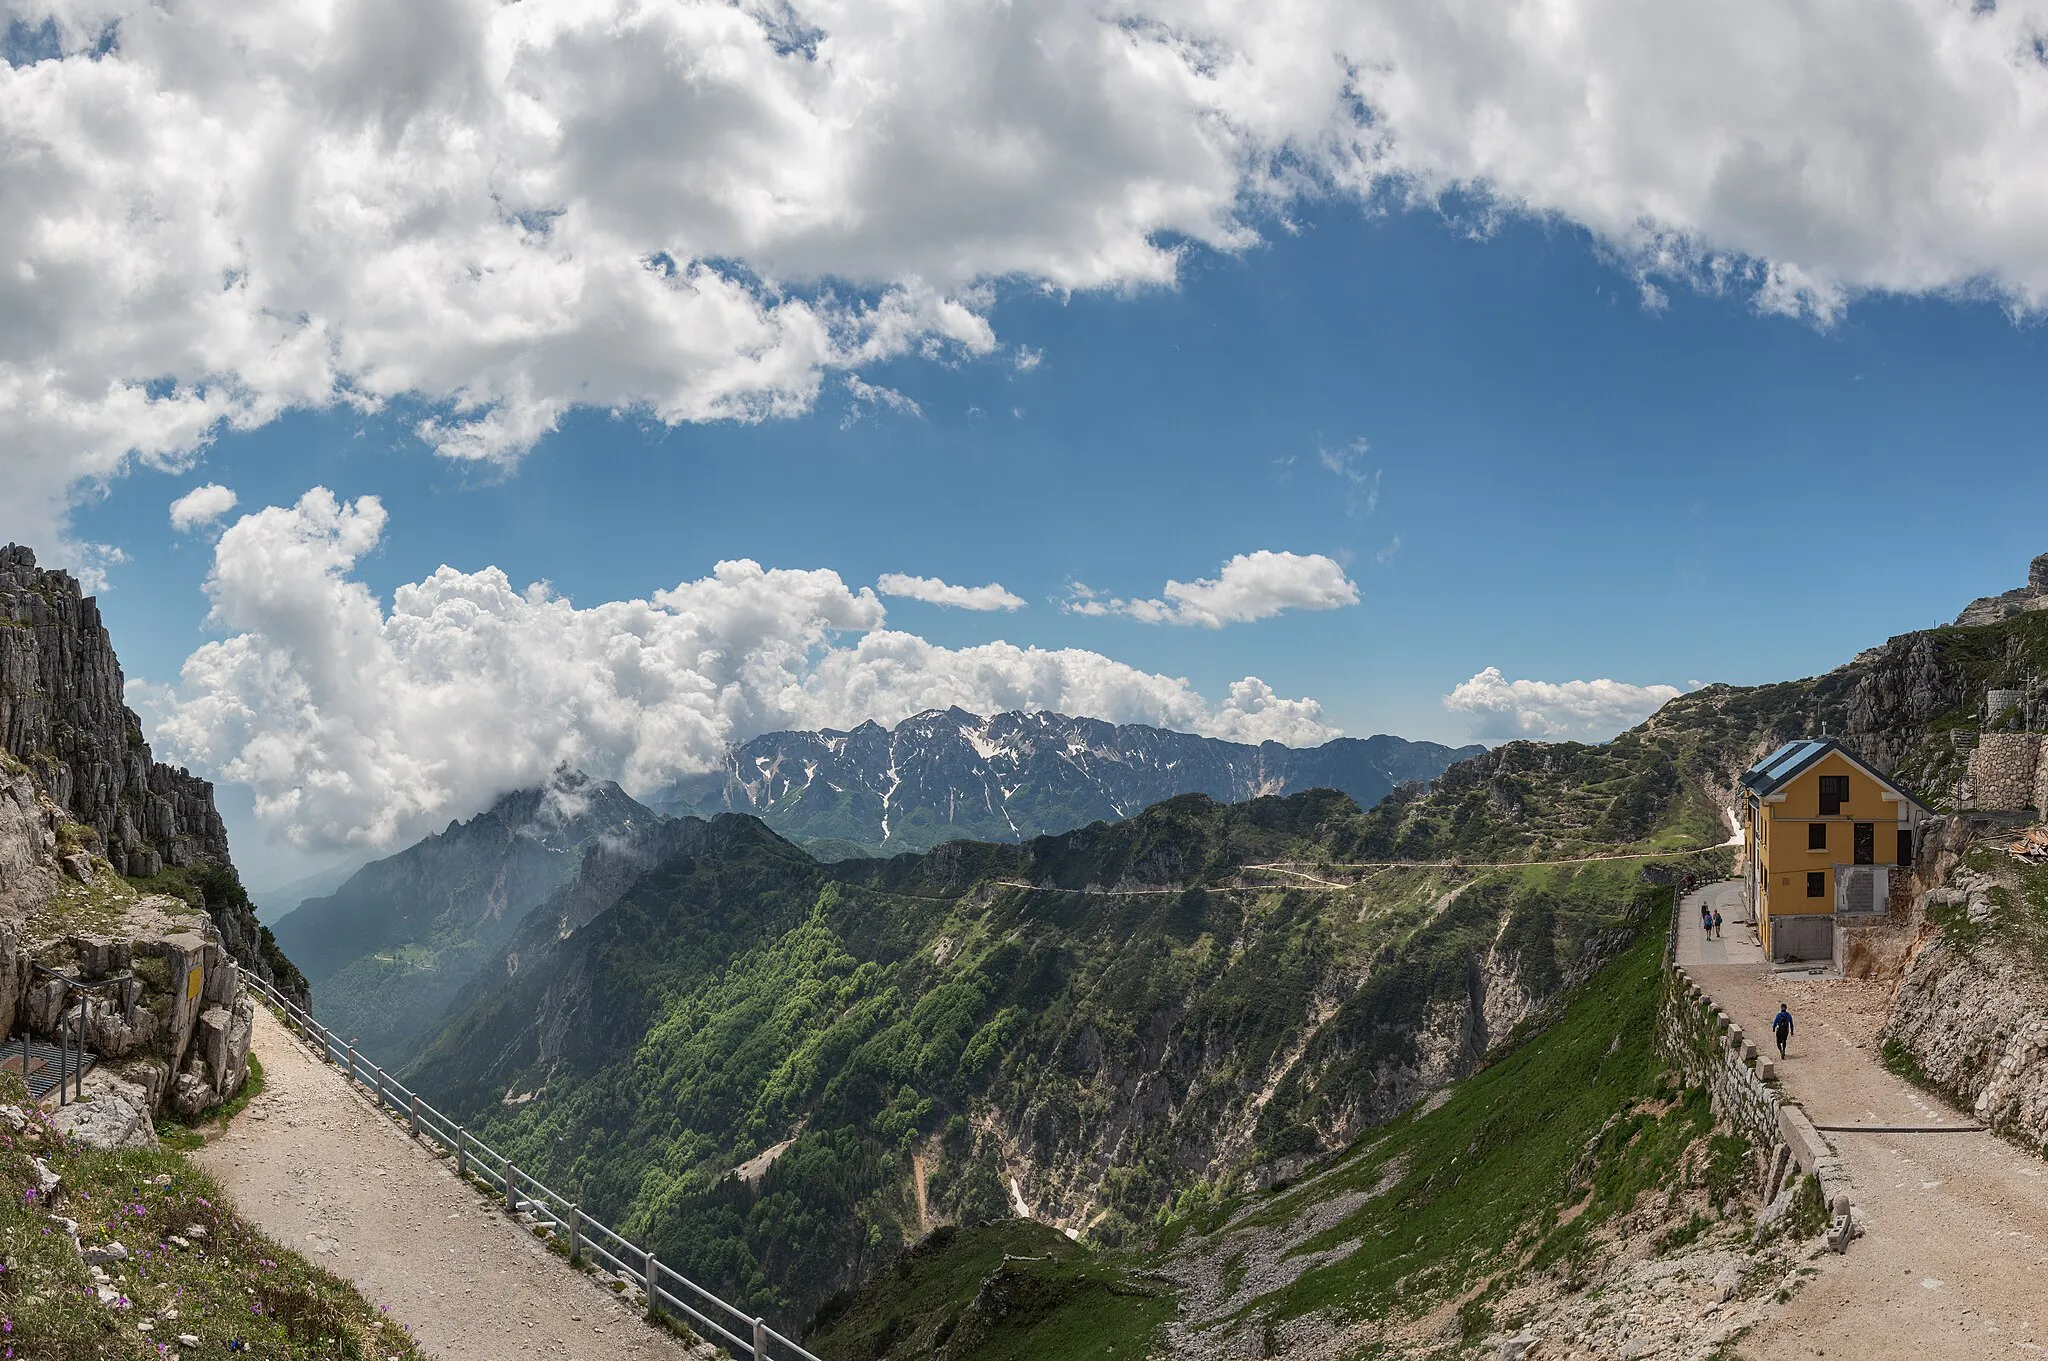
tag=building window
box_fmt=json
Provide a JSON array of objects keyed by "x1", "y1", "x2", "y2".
[
  {"x1": 1807, "y1": 871, "x2": 1826, "y2": 898},
  {"x1": 1818, "y1": 775, "x2": 1849, "y2": 816},
  {"x1": 1807, "y1": 823, "x2": 1828, "y2": 851}
]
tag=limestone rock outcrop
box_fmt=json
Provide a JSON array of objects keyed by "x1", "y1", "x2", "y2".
[
  {"x1": 6, "y1": 894, "x2": 260, "y2": 1128},
  {"x1": 1954, "y1": 551, "x2": 2048, "y2": 628},
  {"x1": 0, "y1": 545, "x2": 304, "y2": 1005},
  {"x1": 1884, "y1": 926, "x2": 2048, "y2": 1146}
]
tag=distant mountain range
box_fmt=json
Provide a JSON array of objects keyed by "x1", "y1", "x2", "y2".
[
  {"x1": 273, "y1": 710, "x2": 1478, "y2": 1054},
  {"x1": 653, "y1": 707, "x2": 1483, "y2": 855}
]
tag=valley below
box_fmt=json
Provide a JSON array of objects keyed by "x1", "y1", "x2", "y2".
[{"x1": 14, "y1": 540, "x2": 2048, "y2": 1360}]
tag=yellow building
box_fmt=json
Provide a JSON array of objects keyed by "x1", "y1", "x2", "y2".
[{"x1": 1739, "y1": 739, "x2": 1931, "y2": 963}]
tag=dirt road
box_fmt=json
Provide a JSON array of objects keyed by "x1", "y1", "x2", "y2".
[
  {"x1": 196, "y1": 1008, "x2": 709, "y2": 1361},
  {"x1": 1680, "y1": 885, "x2": 2048, "y2": 1359}
]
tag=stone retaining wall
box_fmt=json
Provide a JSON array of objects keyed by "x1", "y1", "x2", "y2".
[
  {"x1": 1966, "y1": 731, "x2": 2047, "y2": 812},
  {"x1": 1660, "y1": 962, "x2": 1857, "y2": 1243}
]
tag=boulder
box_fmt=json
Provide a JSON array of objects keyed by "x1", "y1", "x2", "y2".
[
  {"x1": 169, "y1": 1067, "x2": 218, "y2": 1120},
  {"x1": 48, "y1": 1070, "x2": 158, "y2": 1151}
]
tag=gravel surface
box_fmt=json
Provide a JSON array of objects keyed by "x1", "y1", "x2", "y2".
[
  {"x1": 1686, "y1": 906, "x2": 2048, "y2": 1360},
  {"x1": 195, "y1": 1008, "x2": 713, "y2": 1361}
]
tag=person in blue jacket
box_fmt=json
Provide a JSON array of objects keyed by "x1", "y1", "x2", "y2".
[{"x1": 1772, "y1": 1004, "x2": 1795, "y2": 1059}]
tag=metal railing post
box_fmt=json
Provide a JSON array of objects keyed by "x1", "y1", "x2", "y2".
[
  {"x1": 456, "y1": 1125, "x2": 468, "y2": 1179},
  {"x1": 645, "y1": 1251, "x2": 661, "y2": 1318},
  {"x1": 754, "y1": 1316, "x2": 767, "y2": 1359},
  {"x1": 345, "y1": 1043, "x2": 357, "y2": 1085},
  {"x1": 408, "y1": 1092, "x2": 420, "y2": 1139},
  {"x1": 505, "y1": 1159, "x2": 517, "y2": 1211},
  {"x1": 567, "y1": 1203, "x2": 582, "y2": 1265}
]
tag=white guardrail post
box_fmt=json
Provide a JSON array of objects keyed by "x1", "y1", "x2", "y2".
[{"x1": 239, "y1": 974, "x2": 823, "y2": 1361}]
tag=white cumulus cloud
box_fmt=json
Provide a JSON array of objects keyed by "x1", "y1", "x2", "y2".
[
  {"x1": 145, "y1": 489, "x2": 1338, "y2": 851},
  {"x1": 11, "y1": 1, "x2": 2048, "y2": 560},
  {"x1": 1442, "y1": 667, "x2": 1683, "y2": 742},
  {"x1": 876, "y1": 573, "x2": 1026, "y2": 612},
  {"x1": 1066, "y1": 551, "x2": 1359, "y2": 627},
  {"x1": 167, "y1": 483, "x2": 239, "y2": 532}
]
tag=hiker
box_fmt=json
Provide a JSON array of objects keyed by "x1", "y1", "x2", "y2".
[
  {"x1": 1702, "y1": 902, "x2": 1713, "y2": 934},
  {"x1": 1772, "y1": 1004, "x2": 1794, "y2": 1059},
  {"x1": 1711, "y1": 908, "x2": 1723, "y2": 939}
]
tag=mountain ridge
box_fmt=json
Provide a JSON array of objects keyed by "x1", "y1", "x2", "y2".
[
  {"x1": 271, "y1": 767, "x2": 661, "y2": 1053},
  {"x1": 654, "y1": 705, "x2": 1482, "y2": 854}
]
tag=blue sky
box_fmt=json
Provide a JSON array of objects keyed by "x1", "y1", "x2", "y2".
[
  {"x1": 82, "y1": 201, "x2": 2048, "y2": 745},
  {"x1": 13, "y1": 1, "x2": 2048, "y2": 886}
]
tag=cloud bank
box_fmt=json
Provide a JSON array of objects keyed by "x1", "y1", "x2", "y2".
[
  {"x1": 876, "y1": 573, "x2": 1026, "y2": 612},
  {"x1": 1442, "y1": 666, "x2": 1682, "y2": 741},
  {"x1": 1067, "y1": 551, "x2": 1359, "y2": 627},
  {"x1": 146, "y1": 490, "x2": 1338, "y2": 851},
  {"x1": 14, "y1": 1, "x2": 2048, "y2": 555}
]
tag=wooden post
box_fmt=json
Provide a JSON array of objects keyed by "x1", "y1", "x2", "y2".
[
  {"x1": 754, "y1": 1316, "x2": 768, "y2": 1359},
  {"x1": 567, "y1": 1203, "x2": 582, "y2": 1265},
  {"x1": 644, "y1": 1251, "x2": 661, "y2": 1318},
  {"x1": 346, "y1": 1043, "x2": 357, "y2": 1086},
  {"x1": 504, "y1": 1159, "x2": 517, "y2": 1212},
  {"x1": 456, "y1": 1126, "x2": 468, "y2": 1179},
  {"x1": 408, "y1": 1092, "x2": 420, "y2": 1139}
]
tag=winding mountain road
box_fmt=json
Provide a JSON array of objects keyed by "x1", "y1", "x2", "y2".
[
  {"x1": 1678, "y1": 884, "x2": 2048, "y2": 1360},
  {"x1": 196, "y1": 1008, "x2": 710, "y2": 1361}
]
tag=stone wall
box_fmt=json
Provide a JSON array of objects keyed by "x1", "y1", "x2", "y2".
[
  {"x1": 1966, "y1": 731, "x2": 2045, "y2": 811},
  {"x1": 1659, "y1": 969, "x2": 1784, "y2": 1155},
  {"x1": 1660, "y1": 963, "x2": 1856, "y2": 1239}
]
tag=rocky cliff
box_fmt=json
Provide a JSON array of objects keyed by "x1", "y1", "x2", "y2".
[
  {"x1": 0, "y1": 545, "x2": 300, "y2": 1003},
  {"x1": 1870, "y1": 826, "x2": 2048, "y2": 1149},
  {"x1": 656, "y1": 707, "x2": 1481, "y2": 854},
  {"x1": 0, "y1": 546, "x2": 227, "y2": 876}
]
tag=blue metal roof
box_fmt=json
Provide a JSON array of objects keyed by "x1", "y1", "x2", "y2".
[
  {"x1": 1742, "y1": 739, "x2": 1826, "y2": 792},
  {"x1": 1739, "y1": 736, "x2": 1929, "y2": 808}
]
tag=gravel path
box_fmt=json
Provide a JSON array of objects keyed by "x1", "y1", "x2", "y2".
[
  {"x1": 1681, "y1": 890, "x2": 2048, "y2": 1360},
  {"x1": 195, "y1": 1008, "x2": 709, "y2": 1361}
]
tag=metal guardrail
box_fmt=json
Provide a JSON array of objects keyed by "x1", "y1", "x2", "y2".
[{"x1": 242, "y1": 974, "x2": 822, "y2": 1361}]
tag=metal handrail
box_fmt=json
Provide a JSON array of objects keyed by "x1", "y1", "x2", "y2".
[{"x1": 241, "y1": 974, "x2": 820, "y2": 1361}]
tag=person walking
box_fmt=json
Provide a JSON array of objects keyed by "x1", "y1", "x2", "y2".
[
  {"x1": 1702, "y1": 902, "x2": 1713, "y2": 934},
  {"x1": 1772, "y1": 1004, "x2": 1794, "y2": 1059},
  {"x1": 1711, "y1": 908, "x2": 1723, "y2": 939}
]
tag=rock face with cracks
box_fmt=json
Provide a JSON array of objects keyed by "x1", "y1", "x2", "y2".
[{"x1": 0, "y1": 543, "x2": 302, "y2": 1004}]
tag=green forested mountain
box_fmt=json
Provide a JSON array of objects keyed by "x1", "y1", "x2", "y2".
[
  {"x1": 404, "y1": 789, "x2": 1710, "y2": 1327},
  {"x1": 805, "y1": 911, "x2": 1749, "y2": 1361},
  {"x1": 397, "y1": 601, "x2": 2048, "y2": 1340},
  {"x1": 273, "y1": 769, "x2": 661, "y2": 1055}
]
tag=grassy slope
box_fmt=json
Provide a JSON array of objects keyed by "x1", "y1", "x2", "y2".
[
  {"x1": 803, "y1": 1219, "x2": 1173, "y2": 1361},
  {"x1": 0, "y1": 1076, "x2": 424, "y2": 1361},
  {"x1": 808, "y1": 893, "x2": 1752, "y2": 1359},
  {"x1": 404, "y1": 796, "x2": 1712, "y2": 1327}
]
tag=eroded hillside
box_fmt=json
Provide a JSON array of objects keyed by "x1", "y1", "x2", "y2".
[{"x1": 405, "y1": 788, "x2": 1722, "y2": 1325}]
